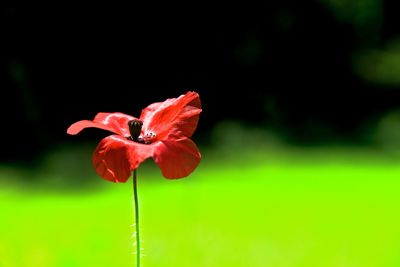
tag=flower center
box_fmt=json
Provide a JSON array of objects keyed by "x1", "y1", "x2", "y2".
[
  {"x1": 127, "y1": 119, "x2": 156, "y2": 144},
  {"x1": 139, "y1": 130, "x2": 157, "y2": 144},
  {"x1": 128, "y1": 119, "x2": 144, "y2": 143}
]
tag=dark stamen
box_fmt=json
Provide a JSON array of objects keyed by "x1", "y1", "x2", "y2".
[{"x1": 128, "y1": 119, "x2": 143, "y2": 142}]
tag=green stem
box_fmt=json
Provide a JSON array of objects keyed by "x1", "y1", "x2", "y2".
[{"x1": 133, "y1": 169, "x2": 140, "y2": 267}]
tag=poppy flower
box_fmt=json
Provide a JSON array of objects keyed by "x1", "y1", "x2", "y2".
[{"x1": 67, "y1": 91, "x2": 202, "y2": 182}]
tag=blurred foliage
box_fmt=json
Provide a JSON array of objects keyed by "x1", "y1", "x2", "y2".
[
  {"x1": 374, "y1": 110, "x2": 400, "y2": 153},
  {"x1": 321, "y1": 0, "x2": 382, "y2": 30},
  {"x1": 1, "y1": 139, "x2": 400, "y2": 266},
  {"x1": 353, "y1": 39, "x2": 400, "y2": 86}
]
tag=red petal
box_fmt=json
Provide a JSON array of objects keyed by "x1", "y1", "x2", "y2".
[
  {"x1": 93, "y1": 135, "x2": 154, "y2": 182},
  {"x1": 152, "y1": 136, "x2": 201, "y2": 179},
  {"x1": 140, "y1": 91, "x2": 202, "y2": 140},
  {"x1": 67, "y1": 112, "x2": 136, "y2": 137}
]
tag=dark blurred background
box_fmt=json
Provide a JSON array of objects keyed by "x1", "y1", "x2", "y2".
[{"x1": 1, "y1": 3, "x2": 400, "y2": 163}]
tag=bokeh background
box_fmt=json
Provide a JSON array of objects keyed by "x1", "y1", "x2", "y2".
[{"x1": 1, "y1": 3, "x2": 400, "y2": 266}]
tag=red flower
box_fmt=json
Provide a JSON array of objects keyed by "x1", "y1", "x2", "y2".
[{"x1": 67, "y1": 91, "x2": 202, "y2": 182}]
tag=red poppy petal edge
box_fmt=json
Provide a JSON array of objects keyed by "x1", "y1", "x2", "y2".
[
  {"x1": 67, "y1": 120, "x2": 120, "y2": 135},
  {"x1": 93, "y1": 112, "x2": 137, "y2": 137},
  {"x1": 93, "y1": 135, "x2": 153, "y2": 182},
  {"x1": 67, "y1": 112, "x2": 137, "y2": 136},
  {"x1": 152, "y1": 137, "x2": 201, "y2": 179},
  {"x1": 140, "y1": 91, "x2": 202, "y2": 139}
]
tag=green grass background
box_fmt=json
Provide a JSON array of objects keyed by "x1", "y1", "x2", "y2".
[{"x1": 1, "y1": 142, "x2": 400, "y2": 267}]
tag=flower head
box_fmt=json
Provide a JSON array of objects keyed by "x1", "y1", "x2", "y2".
[{"x1": 67, "y1": 91, "x2": 202, "y2": 182}]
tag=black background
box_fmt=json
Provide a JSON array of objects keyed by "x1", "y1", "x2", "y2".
[{"x1": 1, "y1": 4, "x2": 400, "y2": 162}]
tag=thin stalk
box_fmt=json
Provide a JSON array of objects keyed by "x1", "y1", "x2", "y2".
[{"x1": 133, "y1": 169, "x2": 140, "y2": 267}]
